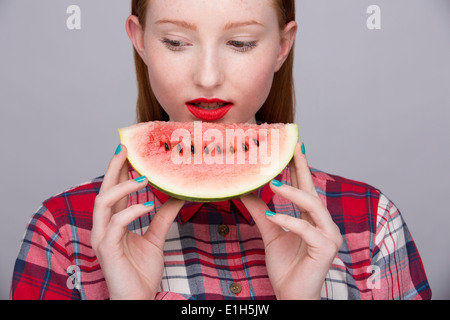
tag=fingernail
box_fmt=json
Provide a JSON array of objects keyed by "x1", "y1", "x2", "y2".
[
  {"x1": 301, "y1": 143, "x2": 306, "y2": 155},
  {"x1": 272, "y1": 179, "x2": 283, "y2": 187},
  {"x1": 134, "y1": 176, "x2": 147, "y2": 183},
  {"x1": 143, "y1": 201, "x2": 154, "y2": 207},
  {"x1": 114, "y1": 144, "x2": 122, "y2": 155},
  {"x1": 266, "y1": 210, "x2": 276, "y2": 217}
]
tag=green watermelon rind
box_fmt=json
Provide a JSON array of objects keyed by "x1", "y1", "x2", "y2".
[{"x1": 119, "y1": 122, "x2": 298, "y2": 203}]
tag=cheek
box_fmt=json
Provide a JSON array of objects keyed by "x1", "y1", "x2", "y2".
[
  {"x1": 233, "y1": 56, "x2": 276, "y2": 104},
  {"x1": 229, "y1": 37, "x2": 280, "y2": 103},
  {"x1": 146, "y1": 52, "x2": 186, "y2": 105}
]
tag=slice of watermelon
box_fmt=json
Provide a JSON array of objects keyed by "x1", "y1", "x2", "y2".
[{"x1": 119, "y1": 121, "x2": 298, "y2": 202}]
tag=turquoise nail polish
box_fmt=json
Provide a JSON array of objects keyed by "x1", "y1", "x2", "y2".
[
  {"x1": 301, "y1": 143, "x2": 306, "y2": 155},
  {"x1": 134, "y1": 176, "x2": 146, "y2": 183},
  {"x1": 143, "y1": 201, "x2": 154, "y2": 207},
  {"x1": 266, "y1": 210, "x2": 276, "y2": 217},
  {"x1": 272, "y1": 179, "x2": 283, "y2": 187},
  {"x1": 114, "y1": 144, "x2": 122, "y2": 155}
]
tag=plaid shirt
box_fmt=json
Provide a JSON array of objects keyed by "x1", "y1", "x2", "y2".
[{"x1": 10, "y1": 165, "x2": 431, "y2": 300}]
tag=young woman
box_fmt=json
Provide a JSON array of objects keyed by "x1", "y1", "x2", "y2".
[{"x1": 11, "y1": 0, "x2": 431, "y2": 300}]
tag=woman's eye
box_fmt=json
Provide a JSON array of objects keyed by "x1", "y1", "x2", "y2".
[
  {"x1": 228, "y1": 40, "x2": 258, "y2": 52},
  {"x1": 161, "y1": 38, "x2": 257, "y2": 53},
  {"x1": 161, "y1": 38, "x2": 188, "y2": 51}
]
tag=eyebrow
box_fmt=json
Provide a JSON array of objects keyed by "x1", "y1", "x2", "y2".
[
  {"x1": 154, "y1": 19, "x2": 264, "y2": 31},
  {"x1": 155, "y1": 19, "x2": 197, "y2": 31},
  {"x1": 224, "y1": 20, "x2": 264, "y2": 30}
]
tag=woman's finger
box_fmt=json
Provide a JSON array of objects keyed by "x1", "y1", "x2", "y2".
[
  {"x1": 269, "y1": 180, "x2": 337, "y2": 234},
  {"x1": 99, "y1": 144, "x2": 129, "y2": 194},
  {"x1": 93, "y1": 176, "x2": 149, "y2": 236},
  {"x1": 240, "y1": 193, "x2": 282, "y2": 246},
  {"x1": 293, "y1": 142, "x2": 317, "y2": 195},
  {"x1": 289, "y1": 159, "x2": 299, "y2": 189},
  {"x1": 92, "y1": 145, "x2": 130, "y2": 242},
  {"x1": 265, "y1": 211, "x2": 335, "y2": 252},
  {"x1": 96, "y1": 177, "x2": 149, "y2": 210},
  {"x1": 144, "y1": 198, "x2": 185, "y2": 250},
  {"x1": 101, "y1": 202, "x2": 156, "y2": 247}
]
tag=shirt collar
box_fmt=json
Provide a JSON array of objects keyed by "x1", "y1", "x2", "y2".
[{"x1": 149, "y1": 182, "x2": 275, "y2": 225}]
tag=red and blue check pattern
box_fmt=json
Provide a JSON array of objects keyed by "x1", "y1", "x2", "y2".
[{"x1": 10, "y1": 165, "x2": 431, "y2": 300}]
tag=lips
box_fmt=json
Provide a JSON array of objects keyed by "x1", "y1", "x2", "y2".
[{"x1": 186, "y1": 98, "x2": 234, "y2": 121}]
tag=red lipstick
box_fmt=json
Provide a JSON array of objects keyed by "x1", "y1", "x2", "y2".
[{"x1": 186, "y1": 98, "x2": 234, "y2": 122}]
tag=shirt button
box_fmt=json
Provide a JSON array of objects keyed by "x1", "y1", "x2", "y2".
[
  {"x1": 230, "y1": 282, "x2": 242, "y2": 295},
  {"x1": 217, "y1": 224, "x2": 229, "y2": 236}
]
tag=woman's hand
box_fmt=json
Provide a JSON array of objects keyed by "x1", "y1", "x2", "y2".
[
  {"x1": 241, "y1": 142, "x2": 343, "y2": 300},
  {"x1": 90, "y1": 144, "x2": 185, "y2": 300}
]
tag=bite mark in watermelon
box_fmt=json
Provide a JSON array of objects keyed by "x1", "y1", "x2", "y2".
[{"x1": 119, "y1": 121, "x2": 298, "y2": 202}]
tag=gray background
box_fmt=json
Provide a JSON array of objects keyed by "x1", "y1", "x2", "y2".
[{"x1": 0, "y1": 0, "x2": 449, "y2": 300}]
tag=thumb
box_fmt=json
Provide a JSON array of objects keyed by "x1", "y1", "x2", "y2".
[
  {"x1": 143, "y1": 198, "x2": 185, "y2": 249},
  {"x1": 240, "y1": 193, "x2": 282, "y2": 246}
]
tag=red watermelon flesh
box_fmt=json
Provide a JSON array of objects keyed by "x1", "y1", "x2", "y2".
[{"x1": 119, "y1": 121, "x2": 298, "y2": 202}]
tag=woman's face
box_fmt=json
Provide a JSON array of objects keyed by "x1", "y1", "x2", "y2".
[{"x1": 127, "y1": 0, "x2": 296, "y2": 124}]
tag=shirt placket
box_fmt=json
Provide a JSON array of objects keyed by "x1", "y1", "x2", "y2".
[{"x1": 216, "y1": 206, "x2": 249, "y2": 298}]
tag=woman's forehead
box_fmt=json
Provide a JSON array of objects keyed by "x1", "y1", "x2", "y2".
[{"x1": 146, "y1": 0, "x2": 276, "y2": 24}]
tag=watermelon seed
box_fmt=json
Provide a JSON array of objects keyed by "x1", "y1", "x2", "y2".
[
  {"x1": 164, "y1": 143, "x2": 170, "y2": 151},
  {"x1": 242, "y1": 143, "x2": 249, "y2": 152},
  {"x1": 230, "y1": 146, "x2": 235, "y2": 154},
  {"x1": 216, "y1": 145, "x2": 222, "y2": 155},
  {"x1": 177, "y1": 144, "x2": 183, "y2": 154},
  {"x1": 204, "y1": 146, "x2": 209, "y2": 155},
  {"x1": 253, "y1": 139, "x2": 260, "y2": 147},
  {"x1": 191, "y1": 145, "x2": 195, "y2": 154}
]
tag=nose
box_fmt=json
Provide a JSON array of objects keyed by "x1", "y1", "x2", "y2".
[{"x1": 192, "y1": 47, "x2": 224, "y2": 91}]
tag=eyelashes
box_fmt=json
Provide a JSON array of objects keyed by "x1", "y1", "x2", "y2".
[
  {"x1": 161, "y1": 38, "x2": 187, "y2": 51},
  {"x1": 160, "y1": 38, "x2": 258, "y2": 53},
  {"x1": 227, "y1": 40, "x2": 258, "y2": 52}
]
